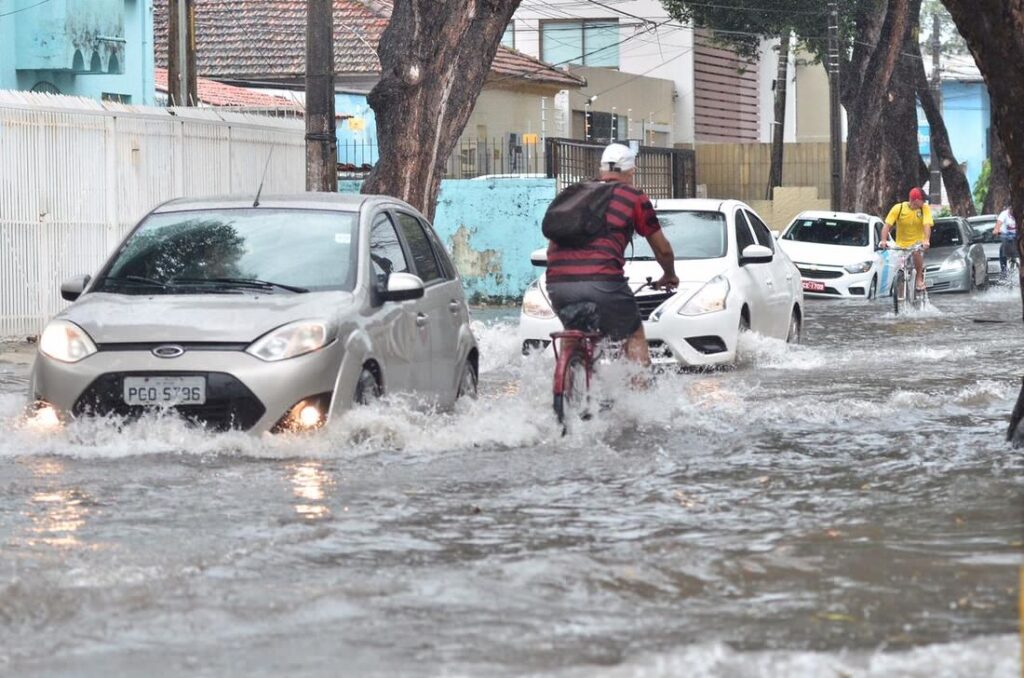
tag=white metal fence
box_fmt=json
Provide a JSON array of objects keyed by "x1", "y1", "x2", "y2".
[{"x1": 0, "y1": 91, "x2": 305, "y2": 339}]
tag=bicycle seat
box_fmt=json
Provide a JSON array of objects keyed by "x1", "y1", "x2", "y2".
[{"x1": 556, "y1": 301, "x2": 601, "y2": 333}]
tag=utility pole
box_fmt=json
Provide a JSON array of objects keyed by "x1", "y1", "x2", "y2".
[
  {"x1": 167, "y1": 0, "x2": 197, "y2": 105},
  {"x1": 305, "y1": 0, "x2": 337, "y2": 192},
  {"x1": 767, "y1": 31, "x2": 791, "y2": 200},
  {"x1": 827, "y1": 0, "x2": 842, "y2": 211},
  {"x1": 929, "y1": 11, "x2": 943, "y2": 206}
]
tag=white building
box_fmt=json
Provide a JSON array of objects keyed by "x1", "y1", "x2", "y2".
[{"x1": 505, "y1": 0, "x2": 797, "y2": 147}]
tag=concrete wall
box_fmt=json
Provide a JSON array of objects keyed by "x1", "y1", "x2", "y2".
[
  {"x1": 697, "y1": 141, "x2": 842, "y2": 203},
  {"x1": 566, "y1": 66, "x2": 675, "y2": 143},
  {"x1": 748, "y1": 186, "x2": 832, "y2": 232},
  {"x1": 795, "y1": 58, "x2": 831, "y2": 143},
  {"x1": 2, "y1": 0, "x2": 154, "y2": 105},
  {"x1": 341, "y1": 179, "x2": 557, "y2": 300}
]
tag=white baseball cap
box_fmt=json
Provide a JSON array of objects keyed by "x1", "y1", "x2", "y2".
[{"x1": 600, "y1": 143, "x2": 636, "y2": 172}]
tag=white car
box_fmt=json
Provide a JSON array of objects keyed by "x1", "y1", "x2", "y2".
[
  {"x1": 519, "y1": 199, "x2": 805, "y2": 368},
  {"x1": 776, "y1": 211, "x2": 888, "y2": 299}
]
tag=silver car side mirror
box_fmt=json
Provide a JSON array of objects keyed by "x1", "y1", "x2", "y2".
[
  {"x1": 739, "y1": 244, "x2": 774, "y2": 266},
  {"x1": 381, "y1": 272, "x2": 425, "y2": 302},
  {"x1": 530, "y1": 247, "x2": 548, "y2": 267},
  {"x1": 60, "y1": 274, "x2": 91, "y2": 302}
]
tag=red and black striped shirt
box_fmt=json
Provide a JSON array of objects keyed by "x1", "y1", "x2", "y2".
[{"x1": 546, "y1": 182, "x2": 661, "y2": 283}]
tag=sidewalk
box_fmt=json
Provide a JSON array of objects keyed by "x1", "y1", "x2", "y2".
[{"x1": 0, "y1": 342, "x2": 35, "y2": 365}]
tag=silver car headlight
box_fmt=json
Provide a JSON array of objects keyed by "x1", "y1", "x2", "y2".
[
  {"x1": 39, "y1": 320, "x2": 97, "y2": 363},
  {"x1": 941, "y1": 256, "x2": 966, "y2": 271},
  {"x1": 844, "y1": 260, "x2": 873, "y2": 274},
  {"x1": 246, "y1": 320, "x2": 332, "y2": 362},
  {"x1": 522, "y1": 281, "x2": 556, "y2": 319},
  {"x1": 678, "y1": 276, "x2": 730, "y2": 316}
]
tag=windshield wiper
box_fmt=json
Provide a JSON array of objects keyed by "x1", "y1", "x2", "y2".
[
  {"x1": 171, "y1": 277, "x2": 309, "y2": 293},
  {"x1": 102, "y1": 275, "x2": 170, "y2": 289}
]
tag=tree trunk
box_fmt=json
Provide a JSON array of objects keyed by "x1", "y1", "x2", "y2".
[
  {"x1": 840, "y1": 0, "x2": 913, "y2": 215},
  {"x1": 362, "y1": 0, "x2": 521, "y2": 221},
  {"x1": 913, "y1": 40, "x2": 976, "y2": 216},
  {"x1": 941, "y1": 0, "x2": 1024, "y2": 316},
  {"x1": 766, "y1": 31, "x2": 791, "y2": 200},
  {"x1": 984, "y1": 129, "x2": 1010, "y2": 214}
]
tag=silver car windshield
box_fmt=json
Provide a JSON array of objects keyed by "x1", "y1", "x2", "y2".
[
  {"x1": 97, "y1": 209, "x2": 358, "y2": 294},
  {"x1": 783, "y1": 218, "x2": 868, "y2": 247},
  {"x1": 629, "y1": 211, "x2": 727, "y2": 260}
]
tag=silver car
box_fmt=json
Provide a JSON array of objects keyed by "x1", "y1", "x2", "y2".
[
  {"x1": 923, "y1": 217, "x2": 988, "y2": 293},
  {"x1": 28, "y1": 194, "x2": 479, "y2": 433},
  {"x1": 966, "y1": 214, "x2": 1004, "y2": 282}
]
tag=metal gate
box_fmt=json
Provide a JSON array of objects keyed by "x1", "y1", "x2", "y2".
[{"x1": 543, "y1": 138, "x2": 696, "y2": 199}]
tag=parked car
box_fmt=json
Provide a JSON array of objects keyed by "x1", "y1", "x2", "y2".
[
  {"x1": 518, "y1": 199, "x2": 804, "y2": 368},
  {"x1": 966, "y1": 214, "x2": 1003, "y2": 281},
  {"x1": 776, "y1": 211, "x2": 888, "y2": 299},
  {"x1": 27, "y1": 194, "x2": 479, "y2": 433},
  {"x1": 921, "y1": 216, "x2": 988, "y2": 293}
]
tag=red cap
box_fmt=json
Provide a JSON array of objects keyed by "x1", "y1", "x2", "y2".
[{"x1": 909, "y1": 188, "x2": 925, "y2": 202}]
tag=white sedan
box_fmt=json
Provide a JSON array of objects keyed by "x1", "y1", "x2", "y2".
[
  {"x1": 519, "y1": 199, "x2": 805, "y2": 368},
  {"x1": 776, "y1": 211, "x2": 888, "y2": 299}
]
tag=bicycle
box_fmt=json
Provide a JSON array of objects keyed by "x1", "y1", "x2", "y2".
[
  {"x1": 550, "y1": 278, "x2": 660, "y2": 431},
  {"x1": 1000, "y1": 239, "x2": 1020, "y2": 287},
  {"x1": 888, "y1": 243, "x2": 927, "y2": 315}
]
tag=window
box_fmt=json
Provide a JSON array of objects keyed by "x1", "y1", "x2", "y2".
[
  {"x1": 782, "y1": 218, "x2": 869, "y2": 248},
  {"x1": 395, "y1": 212, "x2": 442, "y2": 283},
  {"x1": 421, "y1": 219, "x2": 457, "y2": 280},
  {"x1": 501, "y1": 22, "x2": 515, "y2": 49},
  {"x1": 369, "y1": 212, "x2": 409, "y2": 287},
  {"x1": 541, "y1": 20, "x2": 619, "y2": 68},
  {"x1": 874, "y1": 221, "x2": 884, "y2": 244},
  {"x1": 745, "y1": 210, "x2": 775, "y2": 252},
  {"x1": 734, "y1": 210, "x2": 755, "y2": 259}
]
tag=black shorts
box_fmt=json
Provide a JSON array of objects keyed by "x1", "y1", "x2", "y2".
[{"x1": 546, "y1": 280, "x2": 642, "y2": 341}]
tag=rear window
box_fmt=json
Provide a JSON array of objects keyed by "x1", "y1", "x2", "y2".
[{"x1": 783, "y1": 218, "x2": 869, "y2": 247}]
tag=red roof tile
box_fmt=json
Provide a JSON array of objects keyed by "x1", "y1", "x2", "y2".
[
  {"x1": 154, "y1": 68, "x2": 304, "y2": 111},
  {"x1": 153, "y1": 0, "x2": 583, "y2": 89}
]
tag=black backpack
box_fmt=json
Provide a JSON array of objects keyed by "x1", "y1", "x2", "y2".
[{"x1": 542, "y1": 181, "x2": 617, "y2": 247}]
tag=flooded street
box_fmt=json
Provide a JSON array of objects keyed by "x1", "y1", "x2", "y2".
[{"x1": 0, "y1": 288, "x2": 1021, "y2": 676}]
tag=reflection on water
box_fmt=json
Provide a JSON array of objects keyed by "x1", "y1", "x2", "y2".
[
  {"x1": 20, "y1": 458, "x2": 91, "y2": 548},
  {"x1": 287, "y1": 461, "x2": 333, "y2": 520}
]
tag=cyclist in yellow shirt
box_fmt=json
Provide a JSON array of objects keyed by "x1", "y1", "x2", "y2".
[{"x1": 879, "y1": 187, "x2": 933, "y2": 292}]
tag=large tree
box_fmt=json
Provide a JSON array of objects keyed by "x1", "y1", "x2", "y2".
[
  {"x1": 940, "y1": 0, "x2": 1024, "y2": 300},
  {"x1": 361, "y1": 0, "x2": 521, "y2": 220}
]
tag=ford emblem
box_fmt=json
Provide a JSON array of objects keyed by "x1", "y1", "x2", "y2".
[{"x1": 152, "y1": 345, "x2": 185, "y2": 359}]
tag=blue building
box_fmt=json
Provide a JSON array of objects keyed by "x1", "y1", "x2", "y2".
[
  {"x1": 0, "y1": 0, "x2": 154, "y2": 105},
  {"x1": 919, "y1": 57, "x2": 991, "y2": 193}
]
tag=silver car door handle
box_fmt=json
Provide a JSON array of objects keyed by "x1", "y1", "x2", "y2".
[
  {"x1": 416, "y1": 313, "x2": 429, "y2": 327},
  {"x1": 448, "y1": 300, "x2": 460, "y2": 313}
]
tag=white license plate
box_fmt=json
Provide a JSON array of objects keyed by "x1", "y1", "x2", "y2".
[{"x1": 123, "y1": 377, "x2": 206, "y2": 406}]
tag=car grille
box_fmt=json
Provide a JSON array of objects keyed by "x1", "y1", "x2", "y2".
[
  {"x1": 636, "y1": 292, "x2": 674, "y2": 320},
  {"x1": 72, "y1": 372, "x2": 265, "y2": 431},
  {"x1": 796, "y1": 266, "x2": 844, "y2": 279},
  {"x1": 684, "y1": 336, "x2": 727, "y2": 355}
]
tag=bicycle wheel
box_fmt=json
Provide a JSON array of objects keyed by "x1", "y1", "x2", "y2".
[
  {"x1": 553, "y1": 350, "x2": 590, "y2": 430},
  {"x1": 893, "y1": 269, "x2": 905, "y2": 315}
]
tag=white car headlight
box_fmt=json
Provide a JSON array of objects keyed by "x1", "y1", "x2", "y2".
[
  {"x1": 678, "y1": 276, "x2": 730, "y2": 316},
  {"x1": 522, "y1": 281, "x2": 555, "y2": 319},
  {"x1": 39, "y1": 320, "x2": 97, "y2": 363},
  {"x1": 941, "y1": 256, "x2": 966, "y2": 271},
  {"x1": 844, "y1": 260, "x2": 874, "y2": 274},
  {"x1": 246, "y1": 320, "x2": 331, "y2": 362}
]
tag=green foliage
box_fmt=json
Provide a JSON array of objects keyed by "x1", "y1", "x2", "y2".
[
  {"x1": 920, "y1": 0, "x2": 969, "y2": 55},
  {"x1": 973, "y1": 159, "x2": 991, "y2": 211}
]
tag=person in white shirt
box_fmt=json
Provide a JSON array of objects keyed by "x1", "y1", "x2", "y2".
[{"x1": 994, "y1": 207, "x2": 1019, "y2": 276}]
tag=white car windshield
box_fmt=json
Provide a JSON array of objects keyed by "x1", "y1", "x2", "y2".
[
  {"x1": 96, "y1": 208, "x2": 358, "y2": 294},
  {"x1": 783, "y1": 218, "x2": 869, "y2": 247},
  {"x1": 629, "y1": 211, "x2": 727, "y2": 260}
]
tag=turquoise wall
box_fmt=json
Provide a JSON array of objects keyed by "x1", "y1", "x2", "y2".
[
  {"x1": 341, "y1": 178, "x2": 556, "y2": 301},
  {"x1": 1, "y1": 0, "x2": 153, "y2": 105},
  {"x1": 918, "y1": 81, "x2": 991, "y2": 193},
  {"x1": 336, "y1": 91, "x2": 378, "y2": 167}
]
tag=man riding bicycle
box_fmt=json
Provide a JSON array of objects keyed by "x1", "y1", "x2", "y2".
[
  {"x1": 993, "y1": 205, "x2": 1018, "y2": 277},
  {"x1": 880, "y1": 187, "x2": 933, "y2": 293},
  {"x1": 545, "y1": 143, "x2": 679, "y2": 367}
]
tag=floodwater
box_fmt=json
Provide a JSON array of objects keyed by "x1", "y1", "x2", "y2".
[{"x1": 0, "y1": 288, "x2": 1021, "y2": 677}]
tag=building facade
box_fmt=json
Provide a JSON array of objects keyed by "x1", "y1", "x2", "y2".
[{"x1": 0, "y1": 0, "x2": 154, "y2": 105}]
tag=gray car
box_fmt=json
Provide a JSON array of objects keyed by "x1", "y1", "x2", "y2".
[
  {"x1": 923, "y1": 217, "x2": 988, "y2": 293},
  {"x1": 966, "y1": 214, "x2": 1004, "y2": 281},
  {"x1": 28, "y1": 194, "x2": 479, "y2": 433}
]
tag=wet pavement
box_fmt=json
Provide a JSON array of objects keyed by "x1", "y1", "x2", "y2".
[{"x1": 0, "y1": 287, "x2": 1021, "y2": 676}]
